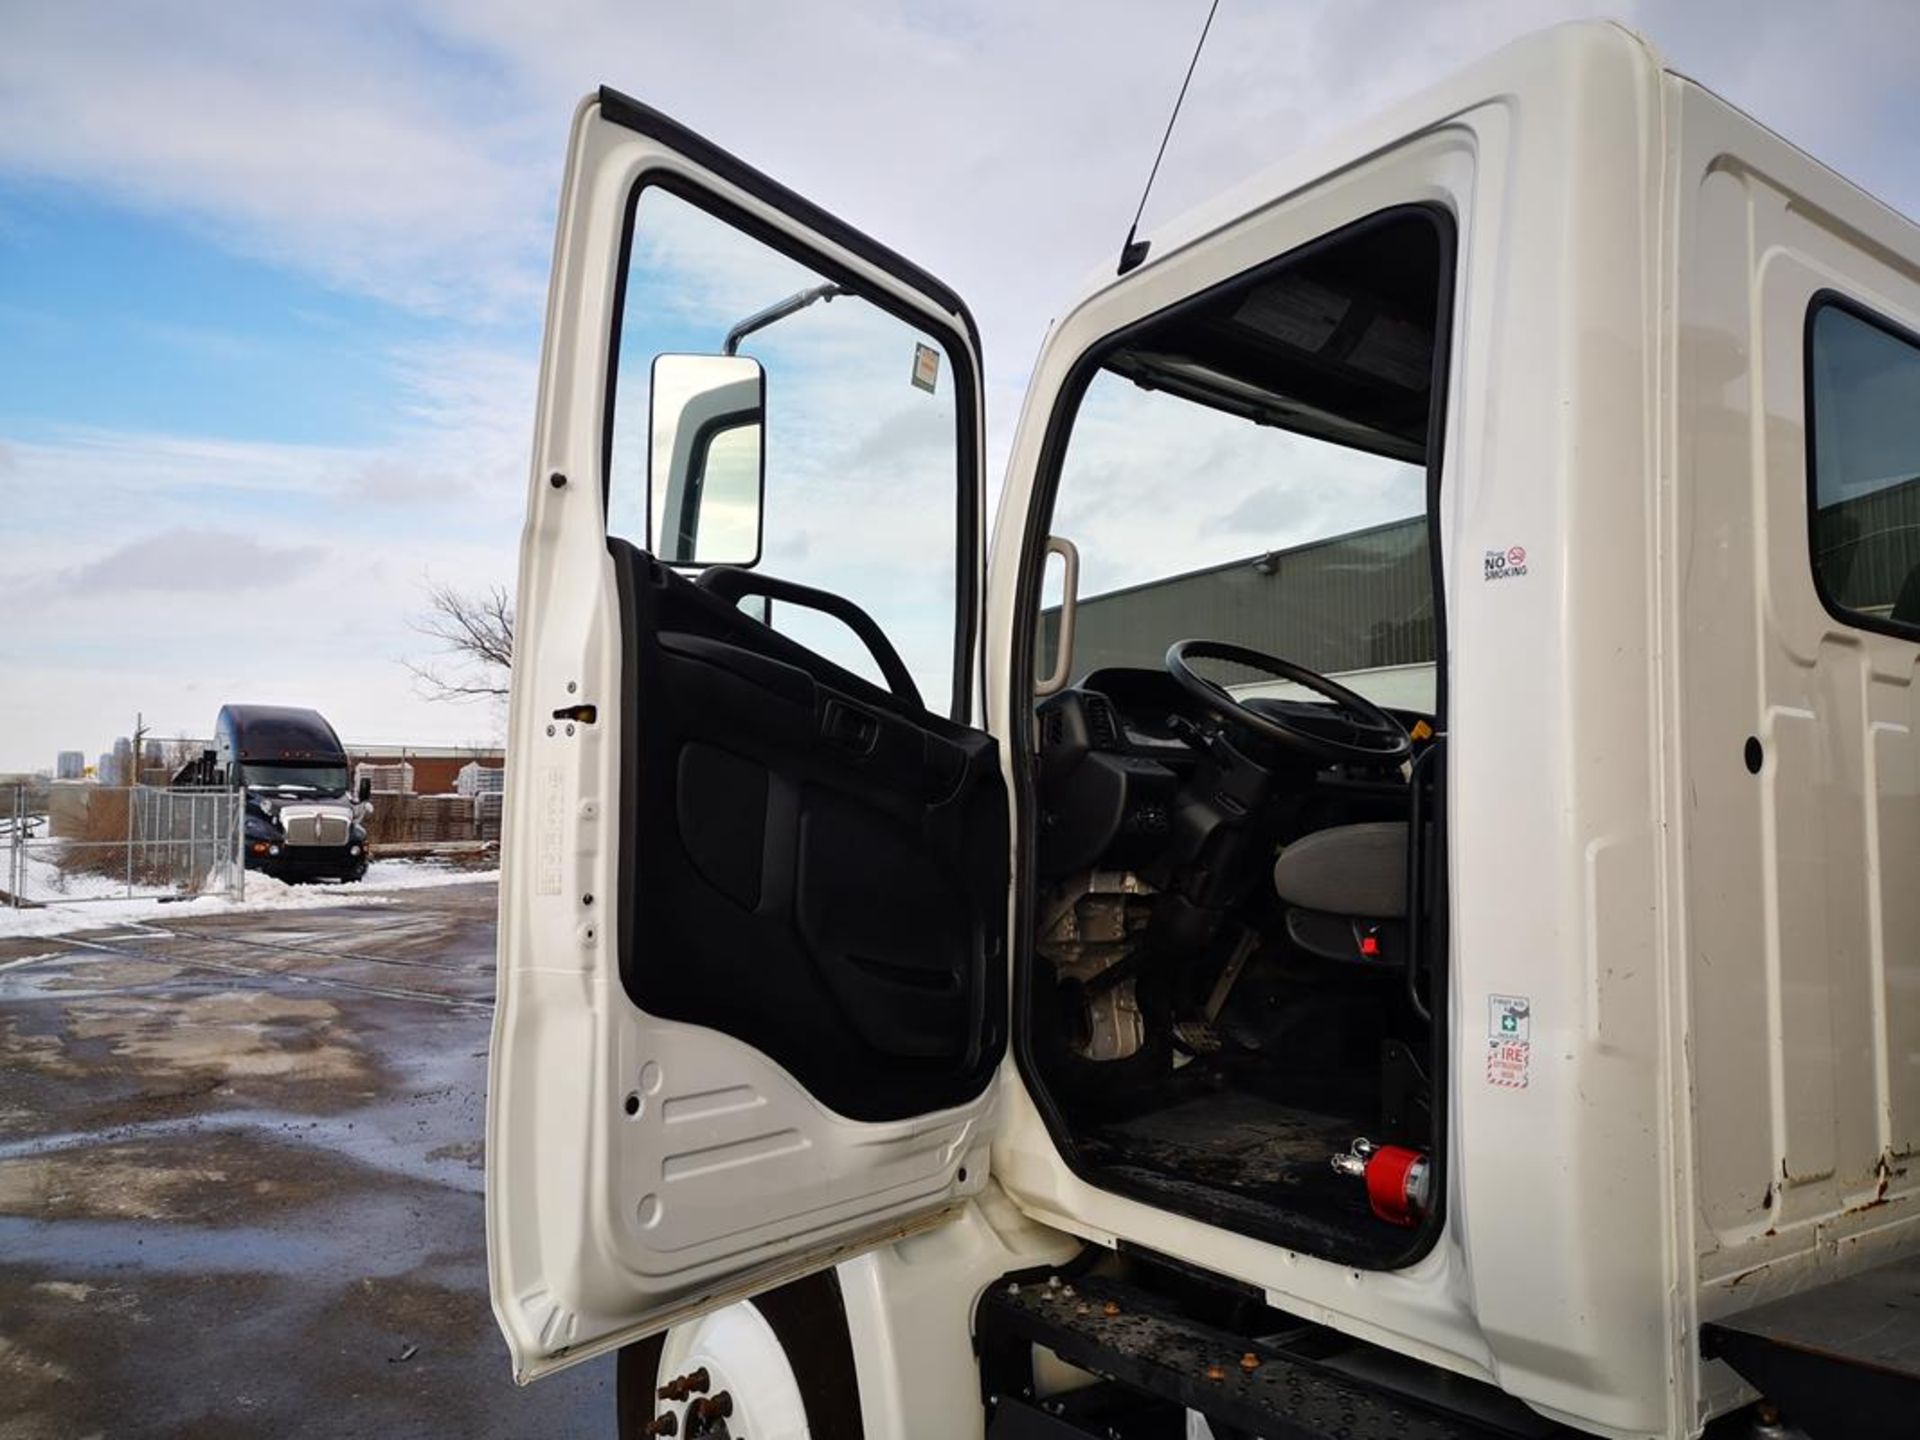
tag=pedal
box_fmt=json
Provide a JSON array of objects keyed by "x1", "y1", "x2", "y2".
[{"x1": 1173, "y1": 1017, "x2": 1222, "y2": 1054}]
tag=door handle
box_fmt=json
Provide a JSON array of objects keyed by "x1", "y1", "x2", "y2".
[{"x1": 821, "y1": 698, "x2": 880, "y2": 755}]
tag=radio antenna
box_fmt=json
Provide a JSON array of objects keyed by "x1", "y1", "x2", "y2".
[{"x1": 1117, "y1": 0, "x2": 1220, "y2": 276}]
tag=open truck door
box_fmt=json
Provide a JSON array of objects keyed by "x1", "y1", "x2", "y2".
[{"x1": 488, "y1": 89, "x2": 1007, "y2": 1382}]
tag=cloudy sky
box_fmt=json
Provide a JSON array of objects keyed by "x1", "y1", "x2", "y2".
[{"x1": 2, "y1": 0, "x2": 1917, "y2": 770}]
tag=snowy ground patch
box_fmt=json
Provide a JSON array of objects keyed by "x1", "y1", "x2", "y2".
[{"x1": 0, "y1": 859, "x2": 499, "y2": 940}]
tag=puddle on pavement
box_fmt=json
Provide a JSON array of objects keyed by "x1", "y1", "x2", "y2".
[
  {"x1": 0, "y1": 1332, "x2": 74, "y2": 1412},
  {"x1": 0, "y1": 1131, "x2": 370, "y2": 1224},
  {"x1": 72, "y1": 989, "x2": 367, "y2": 1083},
  {"x1": 2, "y1": 985, "x2": 372, "y2": 1101},
  {"x1": 35, "y1": 955, "x2": 185, "y2": 993}
]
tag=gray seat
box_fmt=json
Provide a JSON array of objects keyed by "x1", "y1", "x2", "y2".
[{"x1": 1272, "y1": 822, "x2": 1409, "y2": 919}]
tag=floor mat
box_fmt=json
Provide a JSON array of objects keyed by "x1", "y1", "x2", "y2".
[{"x1": 1078, "y1": 1088, "x2": 1415, "y2": 1266}]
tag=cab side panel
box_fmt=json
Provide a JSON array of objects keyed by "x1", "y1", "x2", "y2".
[{"x1": 1676, "y1": 79, "x2": 1920, "y2": 1358}]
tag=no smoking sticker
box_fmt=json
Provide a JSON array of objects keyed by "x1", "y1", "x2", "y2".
[{"x1": 1483, "y1": 544, "x2": 1529, "y2": 582}]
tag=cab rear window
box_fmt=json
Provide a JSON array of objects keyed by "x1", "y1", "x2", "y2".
[{"x1": 1807, "y1": 296, "x2": 1920, "y2": 640}]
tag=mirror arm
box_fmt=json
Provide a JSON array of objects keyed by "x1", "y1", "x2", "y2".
[{"x1": 723, "y1": 282, "x2": 845, "y2": 355}]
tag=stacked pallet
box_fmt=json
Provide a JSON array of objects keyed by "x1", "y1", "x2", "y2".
[
  {"x1": 474, "y1": 792, "x2": 504, "y2": 842},
  {"x1": 456, "y1": 762, "x2": 505, "y2": 797},
  {"x1": 355, "y1": 762, "x2": 414, "y2": 796},
  {"x1": 411, "y1": 794, "x2": 475, "y2": 843}
]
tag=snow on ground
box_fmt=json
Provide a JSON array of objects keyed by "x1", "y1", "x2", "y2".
[
  {"x1": 11, "y1": 853, "x2": 135, "y2": 905},
  {"x1": 0, "y1": 857, "x2": 499, "y2": 940}
]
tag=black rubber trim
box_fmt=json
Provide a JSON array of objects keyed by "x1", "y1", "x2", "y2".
[
  {"x1": 595, "y1": 87, "x2": 983, "y2": 723},
  {"x1": 1802, "y1": 289, "x2": 1920, "y2": 647},
  {"x1": 598, "y1": 87, "x2": 981, "y2": 364},
  {"x1": 1005, "y1": 203, "x2": 1459, "y2": 1271}
]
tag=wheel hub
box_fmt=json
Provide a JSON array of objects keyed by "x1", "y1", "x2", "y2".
[{"x1": 650, "y1": 1304, "x2": 811, "y2": 1439}]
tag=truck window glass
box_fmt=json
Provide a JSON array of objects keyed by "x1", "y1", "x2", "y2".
[
  {"x1": 1808, "y1": 298, "x2": 1920, "y2": 639},
  {"x1": 1040, "y1": 212, "x2": 1442, "y2": 712},
  {"x1": 607, "y1": 182, "x2": 962, "y2": 715}
]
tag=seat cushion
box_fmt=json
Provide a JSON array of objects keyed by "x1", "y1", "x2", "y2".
[{"x1": 1272, "y1": 821, "x2": 1408, "y2": 919}]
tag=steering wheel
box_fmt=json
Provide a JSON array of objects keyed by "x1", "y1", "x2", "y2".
[{"x1": 1165, "y1": 639, "x2": 1412, "y2": 764}]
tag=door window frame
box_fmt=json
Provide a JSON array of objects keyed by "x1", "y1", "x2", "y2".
[
  {"x1": 1005, "y1": 201, "x2": 1460, "y2": 1270},
  {"x1": 595, "y1": 91, "x2": 986, "y2": 723}
]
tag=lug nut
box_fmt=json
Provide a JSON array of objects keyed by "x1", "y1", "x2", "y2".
[
  {"x1": 690, "y1": 1391, "x2": 734, "y2": 1422},
  {"x1": 656, "y1": 1366, "x2": 710, "y2": 1402},
  {"x1": 1103, "y1": 1300, "x2": 1121, "y2": 1317},
  {"x1": 644, "y1": 1415, "x2": 678, "y2": 1437},
  {"x1": 1205, "y1": 1364, "x2": 1227, "y2": 1382},
  {"x1": 1240, "y1": 1352, "x2": 1260, "y2": 1371}
]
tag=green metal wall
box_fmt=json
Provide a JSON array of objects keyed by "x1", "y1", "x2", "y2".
[{"x1": 1040, "y1": 516, "x2": 1433, "y2": 684}]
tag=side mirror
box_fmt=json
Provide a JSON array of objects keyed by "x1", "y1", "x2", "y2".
[
  {"x1": 358, "y1": 776, "x2": 373, "y2": 804},
  {"x1": 648, "y1": 354, "x2": 765, "y2": 567}
]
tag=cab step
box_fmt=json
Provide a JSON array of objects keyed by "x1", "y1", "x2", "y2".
[
  {"x1": 976, "y1": 1265, "x2": 1567, "y2": 1440},
  {"x1": 1701, "y1": 1250, "x2": 1920, "y2": 1440}
]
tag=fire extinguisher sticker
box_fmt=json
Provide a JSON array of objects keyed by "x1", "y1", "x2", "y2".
[{"x1": 1487, "y1": 994, "x2": 1531, "y2": 1089}]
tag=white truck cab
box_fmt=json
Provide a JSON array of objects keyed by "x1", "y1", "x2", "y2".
[{"x1": 487, "y1": 21, "x2": 1920, "y2": 1439}]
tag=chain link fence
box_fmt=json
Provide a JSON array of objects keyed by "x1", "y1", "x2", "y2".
[{"x1": 3, "y1": 782, "x2": 244, "y2": 910}]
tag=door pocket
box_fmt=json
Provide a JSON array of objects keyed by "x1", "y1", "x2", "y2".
[
  {"x1": 795, "y1": 791, "x2": 976, "y2": 1063},
  {"x1": 675, "y1": 742, "x2": 769, "y2": 911}
]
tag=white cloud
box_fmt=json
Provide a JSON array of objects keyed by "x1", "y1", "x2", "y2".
[
  {"x1": 0, "y1": 1, "x2": 553, "y2": 318},
  {"x1": 0, "y1": 341, "x2": 533, "y2": 767},
  {"x1": 42, "y1": 529, "x2": 325, "y2": 596}
]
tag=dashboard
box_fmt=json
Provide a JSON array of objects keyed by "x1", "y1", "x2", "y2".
[{"x1": 1034, "y1": 666, "x2": 1430, "y2": 880}]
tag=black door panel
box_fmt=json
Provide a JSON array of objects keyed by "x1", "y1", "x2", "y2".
[{"x1": 611, "y1": 540, "x2": 1008, "y2": 1122}]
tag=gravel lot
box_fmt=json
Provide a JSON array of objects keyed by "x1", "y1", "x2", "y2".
[{"x1": 0, "y1": 879, "x2": 612, "y2": 1439}]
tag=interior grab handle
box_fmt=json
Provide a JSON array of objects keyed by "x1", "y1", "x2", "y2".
[
  {"x1": 1035, "y1": 536, "x2": 1081, "y2": 697},
  {"x1": 696, "y1": 566, "x2": 924, "y2": 713}
]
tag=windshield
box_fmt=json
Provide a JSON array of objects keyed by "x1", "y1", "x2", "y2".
[
  {"x1": 1037, "y1": 211, "x2": 1444, "y2": 714},
  {"x1": 240, "y1": 763, "x2": 349, "y2": 794}
]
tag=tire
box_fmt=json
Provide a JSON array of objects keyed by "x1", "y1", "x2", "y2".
[{"x1": 616, "y1": 1269, "x2": 864, "y2": 1440}]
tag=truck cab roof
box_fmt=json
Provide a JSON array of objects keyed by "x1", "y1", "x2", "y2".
[{"x1": 217, "y1": 704, "x2": 347, "y2": 763}]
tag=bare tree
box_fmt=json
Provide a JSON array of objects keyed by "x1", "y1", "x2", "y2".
[{"x1": 406, "y1": 581, "x2": 514, "y2": 700}]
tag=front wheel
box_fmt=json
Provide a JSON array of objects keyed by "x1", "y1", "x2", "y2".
[{"x1": 616, "y1": 1270, "x2": 863, "y2": 1440}]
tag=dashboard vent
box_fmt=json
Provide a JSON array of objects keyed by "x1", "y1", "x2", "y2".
[{"x1": 1085, "y1": 697, "x2": 1121, "y2": 751}]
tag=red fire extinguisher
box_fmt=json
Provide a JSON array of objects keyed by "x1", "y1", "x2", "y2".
[{"x1": 1331, "y1": 1137, "x2": 1431, "y2": 1227}]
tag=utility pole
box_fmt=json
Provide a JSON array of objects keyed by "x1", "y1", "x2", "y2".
[{"x1": 126, "y1": 710, "x2": 146, "y2": 895}]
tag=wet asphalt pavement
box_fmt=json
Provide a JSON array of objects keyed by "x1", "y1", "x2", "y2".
[{"x1": 0, "y1": 881, "x2": 614, "y2": 1439}]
